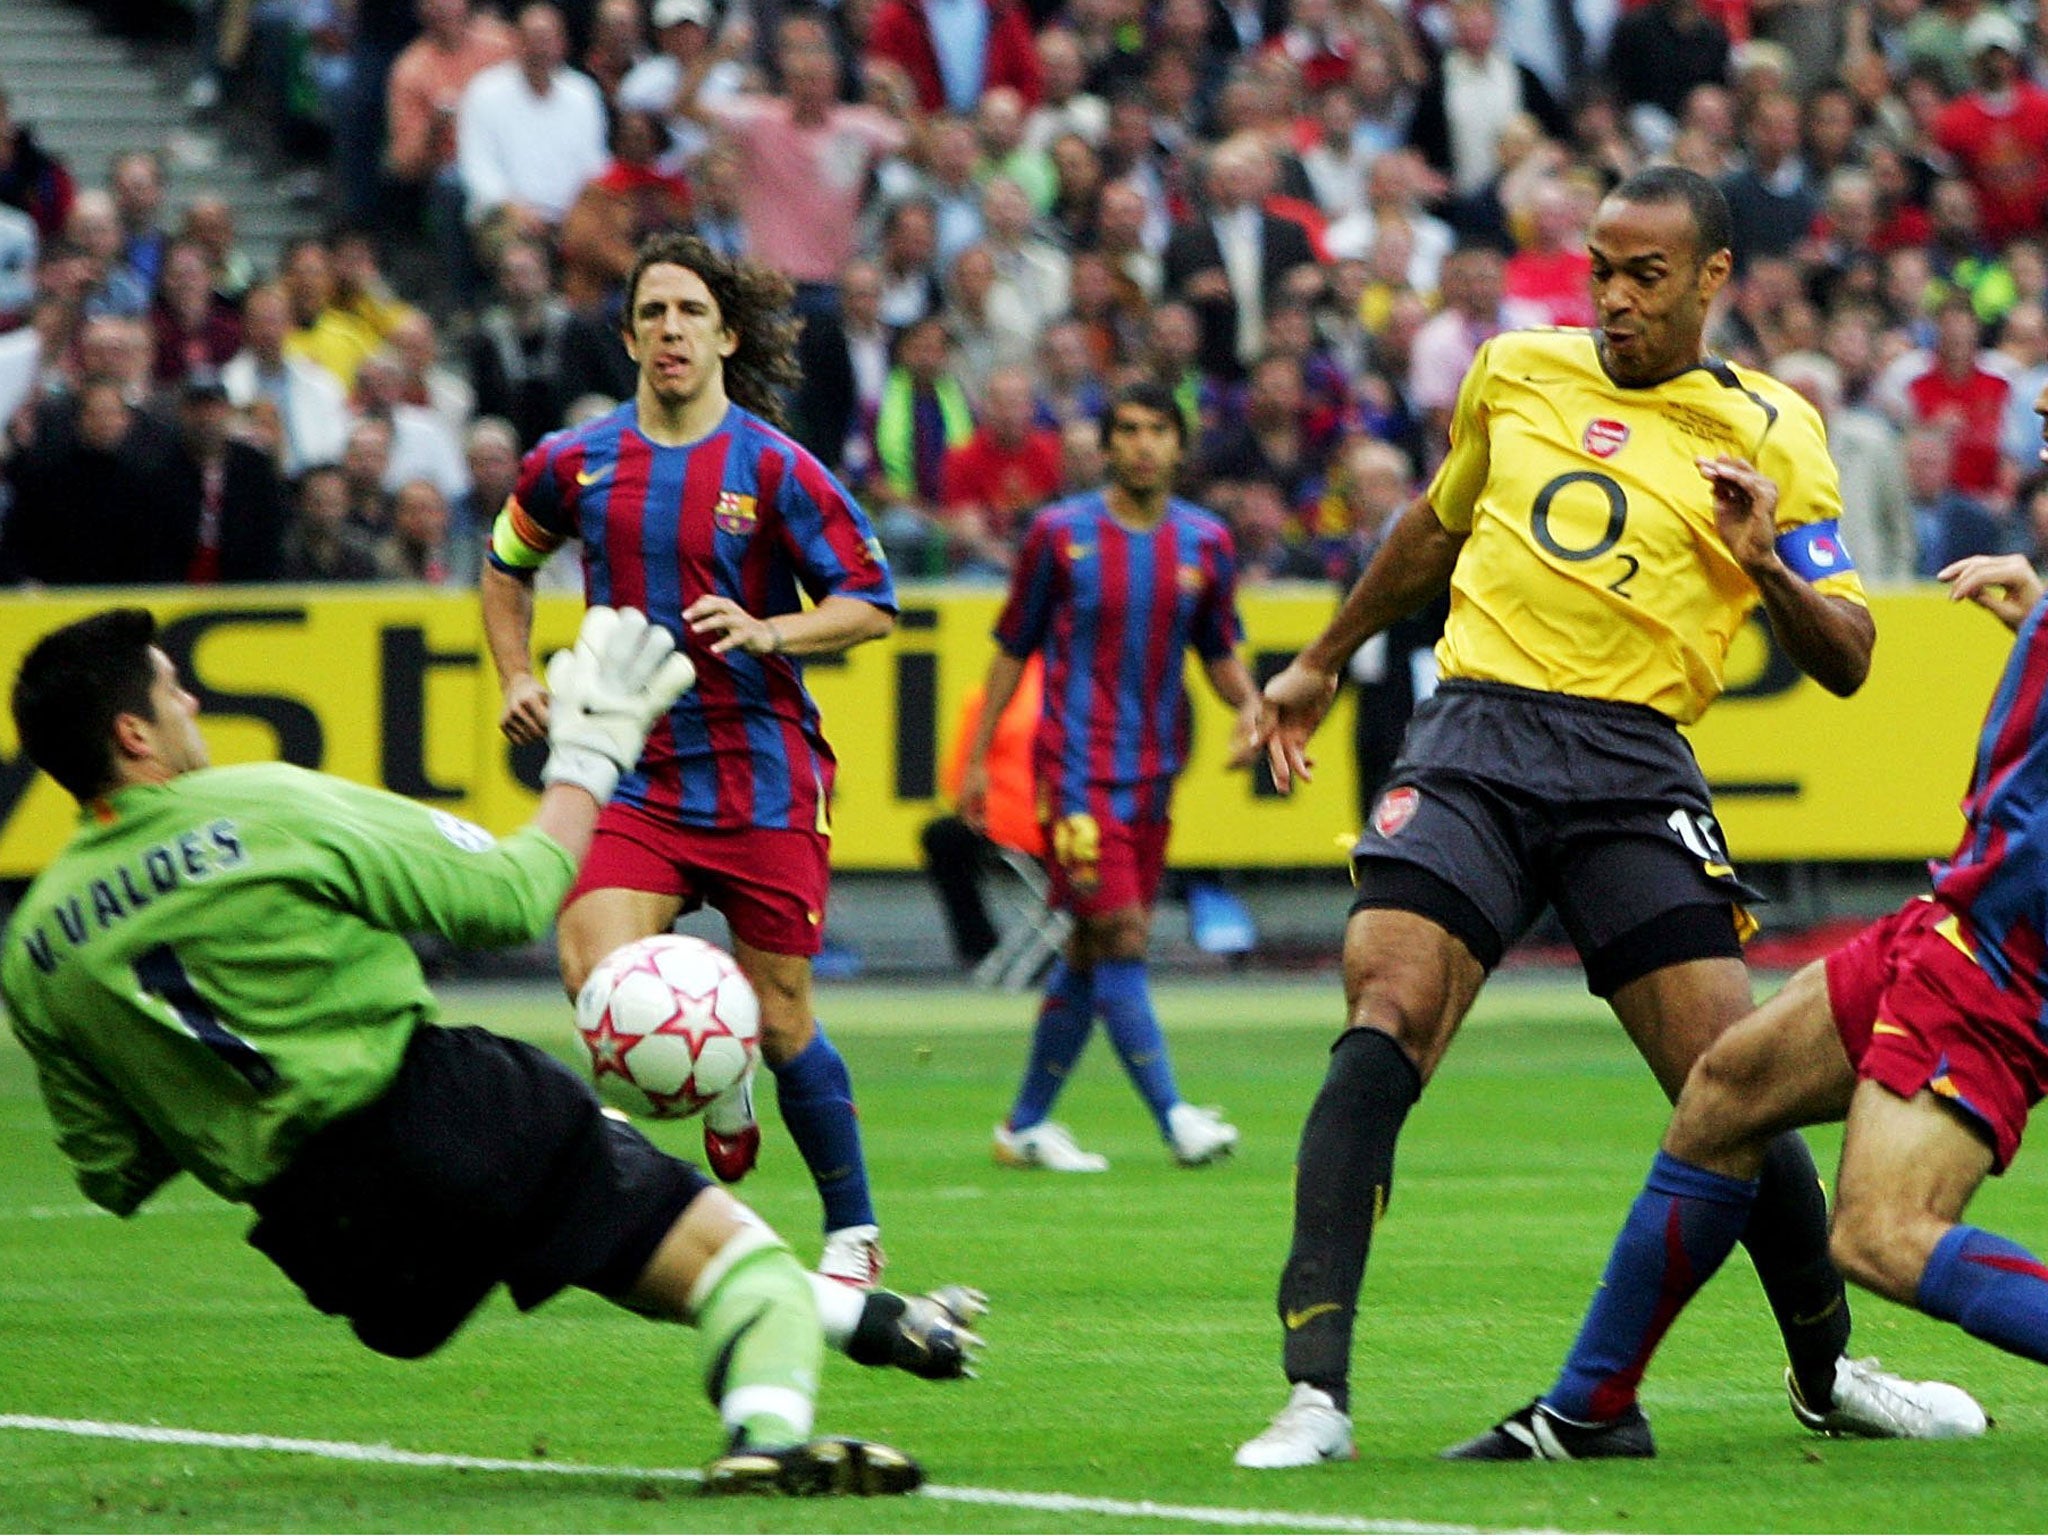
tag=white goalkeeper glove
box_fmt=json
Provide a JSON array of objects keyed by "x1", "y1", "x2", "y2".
[{"x1": 541, "y1": 605, "x2": 698, "y2": 802}]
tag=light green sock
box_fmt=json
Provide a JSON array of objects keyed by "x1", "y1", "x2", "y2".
[{"x1": 694, "y1": 1236, "x2": 824, "y2": 1451}]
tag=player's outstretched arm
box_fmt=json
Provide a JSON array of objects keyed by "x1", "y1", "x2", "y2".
[
  {"x1": 960, "y1": 650, "x2": 1028, "y2": 833},
  {"x1": 1305, "y1": 499, "x2": 1464, "y2": 673},
  {"x1": 1941, "y1": 553, "x2": 2045, "y2": 633},
  {"x1": 483, "y1": 562, "x2": 550, "y2": 745},
  {"x1": 1236, "y1": 498, "x2": 1462, "y2": 791},
  {"x1": 297, "y1": 611, "x2": 691, "y2": 952},
  {"x1": 683, "y1": 593, "x2": 895, "y2": 657},
  {"x1": 1700, "y1": 455, "x2": 1874, "y2": 697}
]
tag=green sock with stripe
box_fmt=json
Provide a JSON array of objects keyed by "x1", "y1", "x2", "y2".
[{"x1": 693, "y1": 1232, "x2": 824, "y2": 1450}]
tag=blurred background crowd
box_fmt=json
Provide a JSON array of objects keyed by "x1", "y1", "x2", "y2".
[{"x1": 0, "y1": 0, "x2": 2044, "y2": 599}]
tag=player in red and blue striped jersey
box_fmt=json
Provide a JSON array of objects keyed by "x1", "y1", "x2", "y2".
[
  {"x1": 1926, "y1": 592, "x2": 2048, "y2": 1000},
  {"x1": 481, "y1": 233, "x2": 898, "y2": 1286},
  {"x1": 961, "y1": 383, "x2": 1263, "y2": 1173}
]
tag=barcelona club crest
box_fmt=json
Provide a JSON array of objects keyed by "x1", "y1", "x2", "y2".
[{"x1": 714, "y1": 491, "x2": 758, "y2": 536}]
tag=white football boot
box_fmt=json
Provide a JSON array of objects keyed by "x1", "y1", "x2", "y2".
[
  {"x1": 818, "y1": 1224, "x2": 885, "y2": 1288},
  {"x1": 1167, "y1": 1102, "x2": 1239, "y2": 1166},
  {"x1": 1234, "y1": 1383, "x2": 1357, "y2": 1468},
  {"x1": 1788, "y1": 1357, "x2": 1987, "y2": 1439},
  {"x1": 992, "y1": 1120, "x2": 1109, "y2": 1172}
]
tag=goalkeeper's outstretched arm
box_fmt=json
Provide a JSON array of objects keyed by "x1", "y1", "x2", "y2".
[
  {"x1": 307, "y1": 605, "x2": 700, "y2": 944},
  {"x1": 532, "y1": 605, "x2": 698, "y2": 861}
]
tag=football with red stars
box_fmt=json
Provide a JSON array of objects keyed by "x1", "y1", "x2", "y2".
[{"x1": 574, "y1": 934, "x2": 761, "y2": 1120}]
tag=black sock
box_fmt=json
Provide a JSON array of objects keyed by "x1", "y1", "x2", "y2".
[
  {"x1": 1277, "y1": 1027, "x2": 1422, "y2": 1415},
  {"x1": 1740, "y1": 1130, "x2": 1851, "y2": 1409}
]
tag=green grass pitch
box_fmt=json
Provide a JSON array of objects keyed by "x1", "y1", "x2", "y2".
[{"x1": 2, "y1": 974, "x2": 2045, "y2": 1533}]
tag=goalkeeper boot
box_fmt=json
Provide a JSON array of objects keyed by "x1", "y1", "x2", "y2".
[
  {"x1": 1788, "y1": 1358, "x2": 1987, "y2": 1439},
  {"x1": 850, "y1": 1286, "x2": 988, "y2": 1380},
  {"x1": 1167, "y1": 1102, "x2": 1239, "y2": 1166},
  {"x1": 702, "y1": 1435, "x2": 924, "y2": 1496},
  {"x1": 1233, "y1": 1382, "x2": 1356, "y2": 1469},
  {"x1": 893, "y1": 1286, "x2": 988, "y2": 1379},
  {"x1": 1440, "y1": 1400, "x2": 1655, "y2": 1461},
  {"x1": 703, "y1": 1075, "x2": 760, "y2": 1183}
]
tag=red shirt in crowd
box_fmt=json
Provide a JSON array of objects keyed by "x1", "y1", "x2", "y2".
[
  {"x1": 1906, "y1": 364, "x2": 2014, "y2": 497},
  {"x1": 1503, "y1": 248, "x2": 1595, "y2": 328},
  {"x1": 865, "y1": 0, "x2": 1042, "y2": 114},
  {"x1": 1933, "y1": 85, "x2": 2048, "y2": 244},
  {"x1": 940, "y1": 428, "x2": 1063, "y2": 546}
]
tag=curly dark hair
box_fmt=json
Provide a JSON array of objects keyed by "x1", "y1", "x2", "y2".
[{"x1": 622, "y1": 233, "x2": 800, "y2": 427}]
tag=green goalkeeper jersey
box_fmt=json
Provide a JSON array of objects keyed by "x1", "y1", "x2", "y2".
[{"x1": 0, "y1": 763, "x2": 578, "y2": 1214}]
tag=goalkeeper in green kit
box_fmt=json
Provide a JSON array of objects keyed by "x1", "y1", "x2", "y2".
[{"x1": 0, "y1": 604, "x2": 966, "y2": 1496}]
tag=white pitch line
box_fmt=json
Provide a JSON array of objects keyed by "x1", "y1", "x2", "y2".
[
  {"x1": 0, "y1": 1414, "x2": 1473, "y2": 1535},
  {"x1": 917, "y1": 1481, "x2": 1471, "y2": 1533},
  {"x1": 0, "y1": 1200, "x2": 224, "y2": 1222}
]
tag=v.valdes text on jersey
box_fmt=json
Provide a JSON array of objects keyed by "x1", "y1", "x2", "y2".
[{"x1": 21, "y1": 819, "x2": 245, "y2": 974}]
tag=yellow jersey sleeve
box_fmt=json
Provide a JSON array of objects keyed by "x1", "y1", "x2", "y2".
[
  {"x1": 1427, "y1": 338, "x2": 1494, "y2": 535},
  {"x1": 1756, "y1": 388, "x2": 1867, "y2": 609}
]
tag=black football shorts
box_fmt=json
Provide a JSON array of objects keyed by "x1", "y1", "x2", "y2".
[
  {"x1": 247, "y1": 1023, "x2": 710, "y2": 1358},
  {"x1": 1349, "y1": 679, "x2": 1759, "y2": 987}
]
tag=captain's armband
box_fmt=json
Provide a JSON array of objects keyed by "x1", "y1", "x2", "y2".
[
  {"x1": 1773, "y1": 519, "x2": 1854, "y2": 583},
  {"x1": 489, "y1": 497, "x2": 564, "y2": 574}
]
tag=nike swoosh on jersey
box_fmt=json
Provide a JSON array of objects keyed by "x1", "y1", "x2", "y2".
[{"x1": 577, "y1": 465, "x2": 613, "y2": 487}]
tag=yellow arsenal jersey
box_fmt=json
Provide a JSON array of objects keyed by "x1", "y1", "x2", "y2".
[{"x1": 1425, "y1": 329, "x2": 1866, "y2": 725}]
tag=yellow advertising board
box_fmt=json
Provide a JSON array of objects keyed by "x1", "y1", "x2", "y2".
[
  {"x1": 0, "y1": 584, "x2": 2009, "y2": 878},
  {"x1": 1684, "y1": 585, "x2": 2010, "y2": 861}
]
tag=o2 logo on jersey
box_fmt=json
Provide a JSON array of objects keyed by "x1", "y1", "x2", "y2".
[
  {"x1": 713, "y1": 492, "x2": 758, "y2": 537},
  {"x1": 1582, "y1": 419, "x2": 1630, "y2": 459},
  {"x1": 1371, "y1": 786, "x2": 1420, "y2": 839}
]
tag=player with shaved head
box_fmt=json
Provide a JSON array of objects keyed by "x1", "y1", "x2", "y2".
[{"x1": 1234, "y1": 167, "x2": 1980, "y2": 1467}]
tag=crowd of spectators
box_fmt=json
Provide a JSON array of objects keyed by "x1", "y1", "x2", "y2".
[{"x1": 3, "y1": 0, "x2": 2046, "y2": 591}]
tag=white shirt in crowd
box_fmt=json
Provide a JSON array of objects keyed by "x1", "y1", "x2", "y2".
[
  {"x1": 1443, "y1": 50, "x2": 1522, "y2": 195},
  {"x1": 616, "y1": 53, "x2": 747, "y2": 168},
  {"x1": 456, "y1": 61, "x2": 609, "y2": 225},
  {"x1": 378, "y1": 404, "x2": 471, "y2": 502}
]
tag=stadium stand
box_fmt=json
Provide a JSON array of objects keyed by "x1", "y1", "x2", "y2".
[
  {"x1": 0, "y1": 0, "x2": 319, "y2": 270},
  {"x1": 0, "y1": 0, "x2": 2041, "y2": 970}
]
